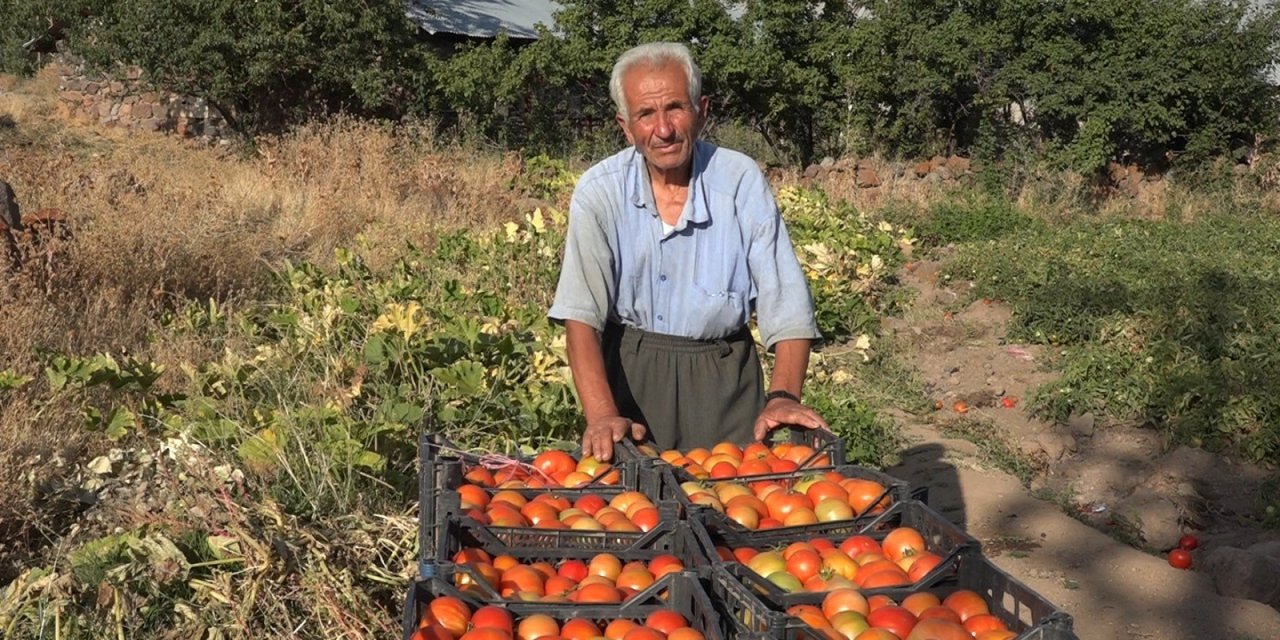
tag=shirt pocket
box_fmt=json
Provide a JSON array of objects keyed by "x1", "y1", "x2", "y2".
[{"x1": 693, "y1": 255, "x2": 749, "y2": 333}]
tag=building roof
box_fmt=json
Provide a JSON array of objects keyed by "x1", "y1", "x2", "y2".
[{"x1": 407, "y1": 0, "x2": 562, "y2": 40}]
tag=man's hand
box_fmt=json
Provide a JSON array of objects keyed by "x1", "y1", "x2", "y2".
[
  {"x1": 752, "y1": 397, "x2": 830, "y2": 442},
  {"x1": 582, "y1": 415, "x2": 647, "y2": 462}
]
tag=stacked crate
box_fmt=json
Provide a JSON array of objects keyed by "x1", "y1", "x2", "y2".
[{"x1": 407, "y1": 428, "x2": 1078, "y2": 640}]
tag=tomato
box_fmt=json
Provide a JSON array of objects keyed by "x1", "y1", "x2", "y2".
[
  {"x1": 1168, "y1": 548, "x2": 1192, "y2": 569},
  {"x1": 839, "y1": 535, "x2": 883, "y2": 557},
  {"x1": 460, "y1": 629, "x2": 513, "y2": 640},
  {"x1": 666, "y1": 629, "x2": 705, "y2": 640},
  {"x1": 785, "y1": 549, "x2": 823, "y2": 583},
  {"x1": 534, "y1": 450, "x2": 578, "y2": 479},
  {"x1": 737, "y1": 459, "x2": 773, "y2": 476},
  {"x1": 726, "y1": 504, "x2": 760, "y2": 529},
  {"x1": 560, "y1": 619, "x2": 602, "y2": 640},
  {"x1": 882, "y1": 527, "x2": 926, "y2": 562},
  {"x1": 648, "y1": 554, "x2": 684, "y2": 578},
  {"x1": 645, "y1": 611, "x2": 688, "y2": 635},
  {"x1": 1000, "y1": 396, "x2": 1018, "y2": 408},
  {"x1": 767, "y1": 571, "x2": 804, "y2": 593},
  {"x1": 558, "y1": 559, "x2": 589, "y2": 582},
  {"x1": 916, "y1": 605, "x2": 961, "y2": 624},
  {"x1": 942, "y1": 590, "x2": 990, "y2": 622},
  {"x1": 574, "y1": 494, "x2": 607, "y2": 515},
  {"x1": 472, "y1": 606, "x2": 515, "y2": 633},
  {"x1": 814, "y1": 498, "x2": 855, "y2": 522},
  {"x1": 843, "y1": 479, "x2": 891, "y2": 515},
  {"x1": 953, "y1": 401, "x2": 969, "y2": 414},
  {"x1": 622, "y1": 627, "x2": 666, "y2": 640},
  {"x1": 747, "y1": 551, "x2": 787, "y2": 578},
  {"x1": 865, "y1": 605, "x2": 917, "y2": 639},
  {"x1": 905, "y1": 618, "x2": 972, "y2": 640},
  {"x1": 589, "y1": 554, "x2": 623, "y2": 580},
  {"x1": 906, "y1": 552, "x2": 944, "y2": 583},
  {"x1": 428, "y1": 596, "x2": 472, "y2": 637},
  {"x1": 500, "y1": 566, "x2": 545, "y2": 597},
  {"x1": 412, "y1": 624, "x2": 455, "y2": 640},
  {"x1": 576, "y1": 582, "x2": 622, "y2": 603},
  {"x1": 616, "y1": 567, "x2": 656, "y2": 593},
  {"x1": 962, "y1": 614, "x2": 1008, "y2": 634},
  {"x1": 517, "y1": 614, "x2": 560, "y2": 640},
  {"x1": 900, "y1": 592, "x2": 941, "y2": 617},
  {"x1": 630, "y1": 506, "x2": 661, "y2": 532},
  {"x1": 458, "y1": 485, "x2": 491, "y2": 510},
  {"x1": 822, "y1": 588, "x2": 870, "y2": 618},
  {"x1": 604, "y1": 619, "x2": 639, "y2": 640},
  {"x1": 1178, "y1": 534, "x2": 1200, "y2": 551},
  {"x1": 829, "y1": 611, "x2": 870, "y2": 639}
]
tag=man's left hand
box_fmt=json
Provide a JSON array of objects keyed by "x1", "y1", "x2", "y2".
[{"x1": 752, "y1": 397, "x2": 831, "y2": 441}]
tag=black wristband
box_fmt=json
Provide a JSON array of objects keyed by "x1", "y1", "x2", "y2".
[{"x1": 765, "y1": 389, "x2": 801, "y2": 404}]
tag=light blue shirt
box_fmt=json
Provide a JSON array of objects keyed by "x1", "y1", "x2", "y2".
[{"x1": 548, "y1": 140, "x2": 821, "y2": 350}]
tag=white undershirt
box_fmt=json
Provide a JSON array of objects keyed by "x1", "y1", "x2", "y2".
[{"x1": 662, "y1": 220, "x2": 676, "y2": 236}]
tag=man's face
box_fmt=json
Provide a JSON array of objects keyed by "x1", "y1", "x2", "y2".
[{"x1": 615, "y1": 63, "x2": 709, "y2": 175}]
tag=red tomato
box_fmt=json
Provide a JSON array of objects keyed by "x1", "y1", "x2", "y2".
[
  {"x1": 1000, "y1": 396, "x2": 1018, "y2": 408},
  {"x1": 866, "y1": 605, "x2": 918, "y2": 639},
  {"x1": 1178, "y1": 534, "x2": 1200, "y2": 551},
  {"x1": 1168, "y1": 549, "x2": 1192, "y2": 569}
]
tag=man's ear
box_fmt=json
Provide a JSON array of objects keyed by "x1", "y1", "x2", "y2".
[
  {"x1": 616, "y1": 113, "x2": 635, "y2": 145},
  {"x1": 696, "y1": 96, "x2": 711, "y2": 130}
]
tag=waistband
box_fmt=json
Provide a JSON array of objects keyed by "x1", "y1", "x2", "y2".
[{"x1": 604, "y1": 322, "x2": 753, "y2": 355}]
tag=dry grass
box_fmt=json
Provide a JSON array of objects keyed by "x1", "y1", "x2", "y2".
[{"x1": 0, "y1": 70, "x2": 532, "y2": 581}]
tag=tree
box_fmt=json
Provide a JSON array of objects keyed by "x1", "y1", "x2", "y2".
[{"x1": 68, "y1": 0, "x2": 438, "y2": 136}]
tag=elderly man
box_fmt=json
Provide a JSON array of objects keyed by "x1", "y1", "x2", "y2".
[{"x1": 549, "y1": 42, "x2": 828, "y2": 460}]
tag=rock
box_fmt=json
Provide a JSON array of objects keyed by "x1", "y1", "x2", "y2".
[
  {"x1": 1203, "y1": 545, "x2": 1280, "y2": 608},
  {"x1": 1111, "y1": 490, "x2": 1184, "y2": 550},
  {"x1": 1234, "y1": 163, "x2": 1250, "y2": 176},
  {"x1": 1107, "y1": 162, "x2": 1127, "y2": 184},
  {"x1": 820, "y1": 156, "x2": 836, "y2": 168},
  {"x1": 856, "y1": 168, "x2": 881, "y2": 188},
  {"x1": 914, "y1": 161, "x2": 933, "y2": 178},
  {"x1": 936, "y1": 166, "x2": 953, "y2": 181},
  {"x1": 87, "y1": 456, "x2": 114, "y2": 475},
  {"x1": 1120, "y1": 176, "x2": 1142, "y2": 197},
  {"x1": 1036, "y1": 432, "x2": 1075, "y2": 461},
  {"x1": 946, "y1": 156, "x2": 971, "y2": 175},
  {"x1": 804, "y1": 164, "x2": 823, "y2": 179},
  {"x1": 1067, "y1": 412, "x2": 1095, "y2": 437},
  {"x1": 923, "y1": 172, "x2": 943, "y2": 184}
]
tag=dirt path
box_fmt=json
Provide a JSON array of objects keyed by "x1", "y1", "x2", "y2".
[{"x1": 879, "y1": 257, "x2": 1280, "y2": 640}]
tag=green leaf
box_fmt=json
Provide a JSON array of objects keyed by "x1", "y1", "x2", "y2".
[
  {"x1": 353, "y1": 449, "x2": 385, "y2": 471},
  {"x1": 431, "y1": 360, "x2": 485, "y2": 395},
  {"x1": 104, "y1": 407, "x2": 137, "y2": 441},
  {"x1": 363, "y1": 333, "x2": 388, "y2": 364},
  {"x1": 237, "y1": 427, "x2": 282, "y2": 471},
  {"x1": 0, "y1": 369, "x2": 34, "y2": 391}
]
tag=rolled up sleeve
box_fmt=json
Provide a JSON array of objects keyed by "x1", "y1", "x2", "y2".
[
  {"x1": 549, "y1": 182, "x2": 615, "y2": 330},
  {"x1": 740, "y1": 171, "x2": 822, "y2": 351}
]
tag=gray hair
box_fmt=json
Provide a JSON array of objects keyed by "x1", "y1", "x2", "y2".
[{"x1": 609, "y1": 42, "x2": 702, "y2": 120}]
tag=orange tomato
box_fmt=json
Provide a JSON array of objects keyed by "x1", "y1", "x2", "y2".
[
  {"x1": 942, "y1": 589, "x2": 990, "y2": 622},
  {"x1": 427, "y1": 597, "x2": 472, "y2": 637},
  {"x1": 604, "y1": 619, "x2": 639, "y2": 640},
  {"x1": 822, "y1": 588, "x2": 870, "y2": 619},
  {"x1": 645, "y1": 611, "x2": 688, "y2": 635},
  {"x1": 905, "y1": 618, "x2": 971, "y2": 640},
  {"x1": 865, "y1": 605, "x2": 917, "y2": 639},
  {"x1": 882, "y1": 527, "x2": 926, "y2": 562},
  {"x1": 471, "y1": 605, "x2": 514, "y2": 633},
  {"x1": 516, "y1": 614, "x2": 559, "y2": 640},
  {"x1": 560, "y1": 618, "x2": 602, "y2": 639}
]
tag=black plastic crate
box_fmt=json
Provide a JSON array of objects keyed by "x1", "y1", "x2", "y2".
[
  {"x1": 403, "y1": 571, "x2": 732, "y2": 640},
  {"x1": 708, "y1": 500, "x2": 981, "y2": 606},
  {"x1": 663, "y1": 465, "x2": 913, "y2": 544},
  {"x1": 418, "y1": 433, "x2": 666, "y2": 574},
  {"x1": 431, "y1": 514, "x2": 720, "y2": 602},
  {"x1": 617, "y1": 425, "x2": 847, "y2": 472},
  {"x1": 710, "y1": 554, "x2": 1078, "y2": 640},
  {"x1": 421, "y1": 432, "x2": 652, "y2": 493}
]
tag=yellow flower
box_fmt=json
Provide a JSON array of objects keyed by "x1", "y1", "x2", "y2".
[{"x1": 371, "y1": 302, "x2": 426, "y2": 341}]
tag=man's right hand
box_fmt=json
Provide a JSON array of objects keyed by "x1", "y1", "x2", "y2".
[{"x1": 582, "y1": 415, "x2": 647, "y2": 462}]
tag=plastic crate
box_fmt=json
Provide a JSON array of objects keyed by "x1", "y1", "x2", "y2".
[
  {"x1": 418, "y1": 433, "x2": 665, "y2": 575},
  {"x1": 709, "y1": 500, "x2": 982, "y2": 607},
  {"x1": 663, "y1": 465, "x2": 913, "y2": 544},
  {"x1": 421, "y1": 432, "x2": 652, "y2": 493},
  {"x1": 616, "y1": 425, "x2": 847, "y2": 471},
  {"x1": 402, "y1": 570, "x2": 732, "y2": 640},
  {"x1": 431, "y1": 514, "x2": 720, "y2": 601},
  {"x1": 709, "y1": 554, "x2": 1078, "y2": 640}
]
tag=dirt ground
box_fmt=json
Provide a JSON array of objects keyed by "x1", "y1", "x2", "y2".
[{"x1": 880, "y1": 256, "x2": 1280, "y2": 639}]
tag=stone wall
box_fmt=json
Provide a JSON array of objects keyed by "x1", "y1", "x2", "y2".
[{"x1": 54, "y1": 57, "x2": 231, "y2": 140}]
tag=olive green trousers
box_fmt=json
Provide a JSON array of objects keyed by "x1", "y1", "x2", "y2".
[{"x1": 602, "y1": 322, "x2": 765, "y2": 451}]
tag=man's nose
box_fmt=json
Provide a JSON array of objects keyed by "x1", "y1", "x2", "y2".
[{"x1": 654, "y1": 111, "x2": 675, "y2": 138}]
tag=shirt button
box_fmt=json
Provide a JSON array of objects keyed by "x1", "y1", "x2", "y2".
[
  {"x1": 657, "y1": 315, "x2": 664, "y2": 322},
  {"x1": 659, "y1": 275, "x2": 667, "y2": 282}
]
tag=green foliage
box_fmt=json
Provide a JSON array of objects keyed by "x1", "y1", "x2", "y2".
[
  {"x1": 946, "y1": 212, "x2": 1280, "y2": 464},
  {"x1": 776, "y1": 186, "x2": 914, "y2": 343},
  {"x1": 805, "y1": 378, "x2": 903, "y2": 467},
  {"x1": 51, "y1": 0, "x2": 437, "y2": 135},
  {"x1": 912, "y1": 195, "x2": 1039, "y2": 248},
  {"x1": 0, "y1": 0, "x2": 86, "y2": 74}
]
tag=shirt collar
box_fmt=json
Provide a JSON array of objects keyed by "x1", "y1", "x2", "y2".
[{"x1": 628, "y1": 141, "x2": 711, "y2": 228}]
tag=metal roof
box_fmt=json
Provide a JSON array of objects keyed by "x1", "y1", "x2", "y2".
[{"x1": 407, "y1": 0, "x2": 562, "y2": 40}]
